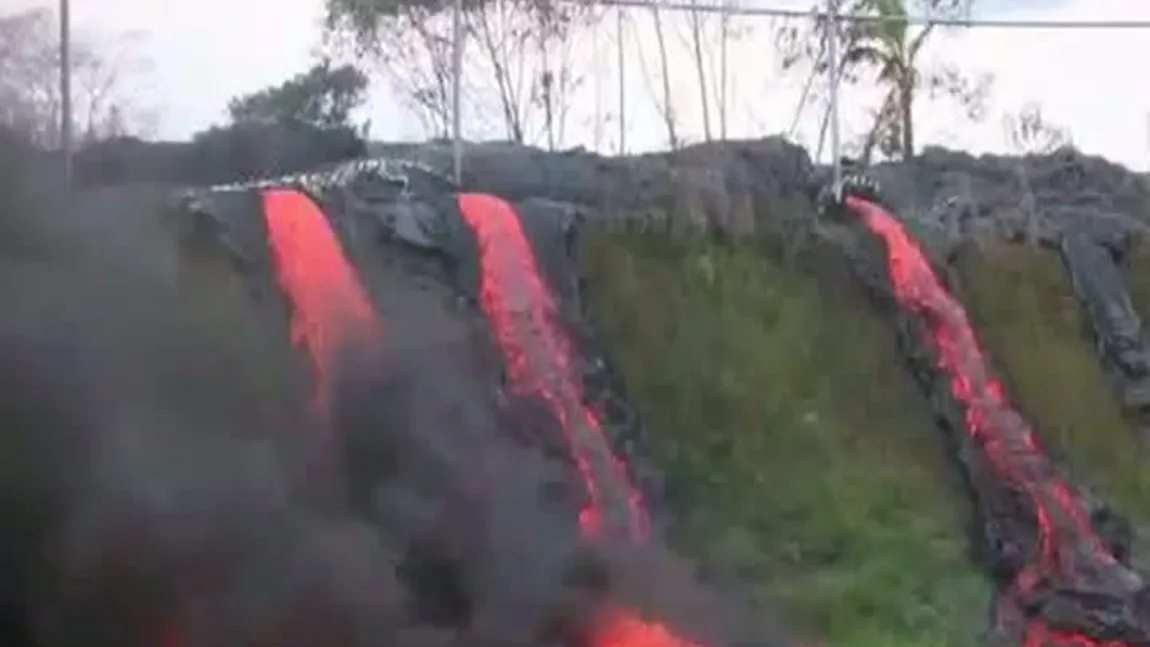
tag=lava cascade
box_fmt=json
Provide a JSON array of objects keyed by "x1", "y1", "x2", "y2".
[
  {"x1": 845, "y1": 194, "x2": 1150, "y2": 647},
  {"x1": 454, "y1": 193, "x2": 702, "y2": 647},
  {"x1": 257, "y1": 187, "x2": 699, "y2": 647},
  {"x1": 260, "y1": 188, "x2": 382, "y2": 412},
  {"x1": 454, "y1": 193, "x2": 647, "y2": 541}
]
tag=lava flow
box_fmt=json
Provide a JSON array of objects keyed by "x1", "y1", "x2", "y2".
[
  {"x1": 844, "y1": 194, "x2": 1150, "y2": 647},
  {"x1": 260, "y1": 188, "x2": 382, "y2": 413},
  {"x1": 455, "y1": 193, "x2": 647, "y2": 542},
  {"x1": 257, "y1": 187, "x2": 696, "y2": 647},
  {"x1": 455, "y1": 193, "x2": 705, "y2": 647}
]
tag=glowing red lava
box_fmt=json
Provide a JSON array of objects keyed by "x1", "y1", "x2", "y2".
[
  {"x1": 260, "y1": 188, "x2": 382, "y2": 413},
  {"x1": 455, "y1": 193, "x2": 707, "y2": 647},
  {"x1": 590, "y1": 608, "x2": 706, "y2": 647},
  {"x1": 845, "y1": 194, "x2": 1142, "y2": 647},
  {"x1": 254, "y1": 189, "x2": 703, "y2": 647},
  {"x1": 455, "y1": 192, "x2": 648, "y2": 542}
]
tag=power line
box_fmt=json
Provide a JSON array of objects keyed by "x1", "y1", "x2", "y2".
[{"x1": 570, "y1": 0, "x2": 1150, "y2": 29}]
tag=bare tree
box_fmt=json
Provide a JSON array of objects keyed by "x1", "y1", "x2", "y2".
[
  {"x1": 1003, "y1": 102, "x2": 1069, "y2": 155},
  {"x1": 531, "y1": 7, "x2": 584, "y2": 151},
  {"x1": 1003, "y1": 102, "x2": 1069, "y2": 245},
  {"x1": 633, "y1": 4, "x2": 679, "y2": 150},
  {"x1": 325, "y1": 6, "x2": 456, "y2": 138},
  {"x1": 326, "y1": 0, "x2": 592, "y2": 146},
  {"x1": 466, "y1": 0, "x2": 532, "y2": 142},
  {"x1": 716, "y1": 2, "x2": 731, "y2": 139},
  {"x1": 676, "y1": 0, "x2": 745, "y2": 143},
  {"x1": 0, "y1": 8, "x2": 59, "y2": 143},
  {"x1": 0, "y1": 8, "x2": 152, "y2": 146},
  {"x1": 681, "y1": 0, "x2": 713, "y2": 142}
]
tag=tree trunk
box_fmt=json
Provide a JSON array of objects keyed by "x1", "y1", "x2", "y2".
[
  {"x1": 688, "y1": 1, "x2": 711, "y2": 141},
  {"x1": 539, "y1": 26, "x2": 555, "y2": 151},
  {"x1": 649, "y1": 5, "x2": 679, "y2": 149},
  {"x1": 898, "y1": 79, "x2": 914, "y2": 160},
  {"x1": 617, "y1": 7, "x2": 626, "y2": 153},
  {"x1": 471, "y1": 2, "x2": 525, "y2": 143},
  {"x1": 718, "y1": 9, "x2": 728, "y2": 139}
]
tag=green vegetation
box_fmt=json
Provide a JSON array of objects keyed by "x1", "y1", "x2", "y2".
[
  {"x1": 581, "y1": 225, "x2": 989, "y2": 647},
  {"x1": 953, "y1": 243, "x2": 1150, "y2": 526},
  {"x1": 1124, "y1": 233, "x2": 1150, "y2": 331}
]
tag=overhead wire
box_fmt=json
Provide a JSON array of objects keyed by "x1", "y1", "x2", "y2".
[{"x1": 560, "y1": 0, "x2": 1150, "y2": 29}]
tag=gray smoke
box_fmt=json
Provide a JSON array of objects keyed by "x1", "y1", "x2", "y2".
[
  {"x1": 0, "y1": 145, "x2": 599, "y2": 647},
  {"x1": 0, "y1": 133, "x2": 789, "y2": 647}
]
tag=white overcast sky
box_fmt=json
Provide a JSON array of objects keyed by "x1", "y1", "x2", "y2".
[{"x1": 8, "y1": 0, "x2": 1150, "y2": 169}]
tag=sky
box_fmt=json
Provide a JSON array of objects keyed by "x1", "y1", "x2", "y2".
[{"x1": 9, "y1": 0, "x2": 1150, "y2": 170}]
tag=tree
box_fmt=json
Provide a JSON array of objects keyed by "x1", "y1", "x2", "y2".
[
  {"x1": 682, "y1": 0, "x2": 713, "y2": 142},
  {"x1": 1003, "y1": 102, "x2": 1069, "y2": 155},
  {"x1": 0, "y1": 7, "x2": 153, "y2": 147},
  {"x1": 675, "y1": 0, "x2": 745, "y2": 144},
  {"x1": 324, "y1": 0, "x2": 593, "y2": 145},
  {"x1": 226, "y1": 60, "x2": 369, "y2": 130},
  {"x1": 777, "y1": 1, "x2": 990, "y2": 161},
  {"x1": 465, "y1": 0, "x2": 534, "y2": 142},
  {"x1": 633, "y1": 5, "x2": 679, "y2": 150},
  {"x1": 835, "y1": 0, "x2": 990, "y2": 162},
  {"x1": 529, "y1": 3, "x2": 588, "y2": 150},
  {"x1": 1002, "y1": 102, "x2": 1069, "y2": 245}
]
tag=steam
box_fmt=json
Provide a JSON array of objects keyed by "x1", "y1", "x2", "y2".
[
  {"x1": 0, "y1": 148, "x2": 788, "y2": 647},
  {"x1": 0, "y1": 175, "x2": 595, "y2": 647}
]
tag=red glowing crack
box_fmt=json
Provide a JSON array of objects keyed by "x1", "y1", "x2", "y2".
[{"x1": 845, "y1": 194, "x2": 1143, "y2": 647}]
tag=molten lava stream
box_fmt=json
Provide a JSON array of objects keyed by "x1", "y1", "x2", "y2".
[
  {"x1": 255, "y1": 188, "x2": 690, "y2": 647},
  {"x1": 260, "y1": 188, "x2": 382, "y2": 413},
  {"x1": 454, "y1": 192, "x2": 647, "y2": 541},
  {"x1": 844, "y1": 195, "x2": 1138, "y2": 647},
  {"x1": 150, "y1": 189, "x2": 381, "y2": 646},
  {"x1": 454, "y1": 193, "x2": 704, "y2": 647}
]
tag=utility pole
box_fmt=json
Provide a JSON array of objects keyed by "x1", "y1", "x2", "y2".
[
  {"x1": 60, "y1": 0, "x2": 73, "y2": 195},
  {"x1": 826, "y1": 0, "x2": 842, "y2": 200},
  {"x1": 451, "y1": 0, "x2": 463, "y2": 184}
]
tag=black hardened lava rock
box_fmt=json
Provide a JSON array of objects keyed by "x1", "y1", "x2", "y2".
[
  {"x1": 1058, "y1": 220, "x2": 1150, "y2": 414},
  {"x1": 169, "y1": 153, "x2": 667, "y2": 546}
]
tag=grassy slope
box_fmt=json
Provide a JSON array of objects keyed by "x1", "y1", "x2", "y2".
[
  {"x1": 953, "y1": 242, "x2": 1150, "y2": 527},
  {"x1": 1125, "y1": 233, "x2": 1150, "y2": 349},
  {"x1": 582, "y1": 226, "x2": 988, "y2": 647}
]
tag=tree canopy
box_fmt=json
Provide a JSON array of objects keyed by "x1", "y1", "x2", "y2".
[{"x1": 226, "y1": 60, "x2": 369, "y2": 130}]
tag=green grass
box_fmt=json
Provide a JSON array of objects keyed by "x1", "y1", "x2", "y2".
[
  {"x1": 581, "y1": 225, "x2": 989, "y2": 647},
  {"x1": 953, "y1": 242, "x2": 1150, "y2": 527},
  {"x1": 1124, "y1": 233, "x2": 1150, "y2": 337}
]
